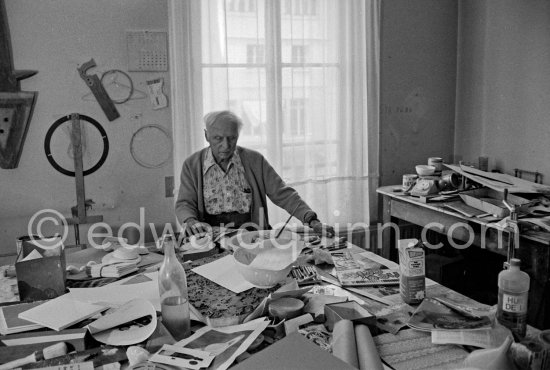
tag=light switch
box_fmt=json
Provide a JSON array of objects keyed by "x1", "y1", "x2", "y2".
[{"x1": 165, "y1": 176, "x2": 174, "y2": 198}]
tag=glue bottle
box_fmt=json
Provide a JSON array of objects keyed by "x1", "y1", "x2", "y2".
[{"x1": 497, "y1": 258, "x2": 530, "y2": 340}]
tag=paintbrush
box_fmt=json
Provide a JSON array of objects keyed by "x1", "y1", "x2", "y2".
[
  {"x1": 275, "y1": 204, "x2": 301, "y2": 239},
  {"x1": 0, "y1": 342, "x2": 68, "y2": 370}
]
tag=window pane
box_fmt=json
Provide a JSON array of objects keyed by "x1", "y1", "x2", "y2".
[
  {"x1": 202, "y1": 67, "x2": 267, "y2": 154},
  {"x1": 201, "y1": 0, "x2": 265, "y2": 64},
  {"x1": 281, "y1": 0, "x2": 339, "y2": 64},
  {"x1": 281, "y1": 66, "x2": 340, "y2": 180}
]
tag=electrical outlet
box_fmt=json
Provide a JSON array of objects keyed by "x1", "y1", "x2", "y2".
[{"x1": 165, "y1": 176, "x2": 174, "y2": 198}]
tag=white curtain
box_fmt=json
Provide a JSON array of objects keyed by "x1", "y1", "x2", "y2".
[{"x1": 169, "y1": 0, "x2": 380, "y2": 231}]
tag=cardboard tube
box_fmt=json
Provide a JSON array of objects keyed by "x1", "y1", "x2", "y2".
[
  {"x1": 355, "y1": 324, "x2": 384, "y2": 370},
  {"x1": 332, "y1": 320, "x2": 358, "y2": 368}
]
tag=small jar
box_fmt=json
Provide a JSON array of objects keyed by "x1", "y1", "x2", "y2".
[{"x1": 428, "y1": 157, "x2": 443, "y2": 174}]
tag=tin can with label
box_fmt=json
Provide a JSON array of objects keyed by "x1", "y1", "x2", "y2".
[{"x1": 402, "y1": 174, "x2": 418, "y2": 190}]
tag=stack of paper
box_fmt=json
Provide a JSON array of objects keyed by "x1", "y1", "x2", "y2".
[
  {"x1": 0, "y1": 301, "x2": 45, "y2": 335},
  {"x1": 86, "y1": 263, "x2": 138, "y2": 278},
  {"x1": 18, "y1": 295, "x2": 106, "y2": 331}
]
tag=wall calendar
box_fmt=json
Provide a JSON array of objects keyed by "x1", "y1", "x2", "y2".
[{"x1": 126, "y1": 31, "x2": 168, "y2": 72}]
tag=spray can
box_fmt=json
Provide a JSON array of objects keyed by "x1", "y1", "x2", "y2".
[{"x1": 497, "y1": 258, "x2": 530, "y2": 340}]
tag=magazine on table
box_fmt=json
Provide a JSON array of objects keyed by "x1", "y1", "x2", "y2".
[
  {"x1": 331, "y1": 251, "x2": 400, "y2": 287},
  {"x1": 173, "y1": 317, "x2": 270, "y2": 370},
  {"x1": 427, "y1": 283, "x2": 495, "y2": 319},
  {"x1": 408, "y1": 297, "x2": 493, "y2": 332}
]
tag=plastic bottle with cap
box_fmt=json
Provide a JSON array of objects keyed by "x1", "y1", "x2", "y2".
[{"x1": 497, "y1": 258, "x2": 530, "y2": 340}]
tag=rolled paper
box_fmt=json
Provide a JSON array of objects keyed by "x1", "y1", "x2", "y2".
[
  {"x1": 355, "y1": 324, "x2": 384, "y2": 370},
  {"x1": 332, "y1": 319, "x2": 359, "y2": 369}
]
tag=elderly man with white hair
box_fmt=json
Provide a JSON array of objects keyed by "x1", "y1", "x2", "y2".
[{"x1": 175, "y1": 110, "x2": 334, "y2": 237}]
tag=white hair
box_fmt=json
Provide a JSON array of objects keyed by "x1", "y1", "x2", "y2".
[{"x1": 204, "y1": 110, "x2": 243, "y2": 132}]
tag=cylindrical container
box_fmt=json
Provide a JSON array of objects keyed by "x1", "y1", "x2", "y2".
[
  {"x1": 398, "y1": 239, "x2": 425, "y2": 304},
  {"x1": 428, "y1": 157, "x2": 443, "y2": 174},
  {"x1": 268, "y1": 297, "x2": 304, "y2": 321},
  {"x1": 402, "y1": 174, "x2": 418, "y2": 190},
  {"x1": 497, "y1": 258, "x2": 530, "y2": 340},
  {"x1": 158, "y1": 234, "x2": 190, "y2": 340}
]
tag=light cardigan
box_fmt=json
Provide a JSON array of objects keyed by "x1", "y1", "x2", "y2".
[{"x1": 175, "y1": 146, "x2": 317, "y2": 229}]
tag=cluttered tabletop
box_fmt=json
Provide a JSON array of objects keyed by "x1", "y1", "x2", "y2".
[
  {"x1": 0, "y1": 227, "x2": 549, "y2": 370},
  {"x1": 379, "y1": 162, "x2": 550, "y2": 243}
]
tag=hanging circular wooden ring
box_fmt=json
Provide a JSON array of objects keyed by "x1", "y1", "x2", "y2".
[{"x1": 44, "y1": 114, "x2": 109, "y2": 177}]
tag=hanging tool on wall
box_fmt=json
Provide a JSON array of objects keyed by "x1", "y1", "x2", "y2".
[
  {"x1": 77, "y1": 58, "x2": 120, "y2": 121},
  {"x1": 0, "y1": 0, "x2": 38, "y2": 169},
  {"x1": 44, "y1": 113, "x2": 107, "y2": 247},
  {"x1": 146, "y1": 77, "x2": 168, "y2": 110}
]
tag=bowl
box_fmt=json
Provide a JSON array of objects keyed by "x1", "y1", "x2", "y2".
[
  {"x1": 230, "y1": 230, "x2": 304, "y2": 288},
  {"x1": 415, "y1": 165, "x2": 436, "y2": 177},
  {"x1": 226, "y1": 229, "x2": 301, "y2": 252},
  {"x1": 233, "y1": 247, "x2": 295, "y2": 288}
]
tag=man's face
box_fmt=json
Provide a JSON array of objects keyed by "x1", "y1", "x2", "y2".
[{"x1": 205, "y1": 119, "x2": 239, "y2": 164}]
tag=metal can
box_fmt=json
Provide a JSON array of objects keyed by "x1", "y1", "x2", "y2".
[{"x1": 428, "y1": 157, "x2": 443, "y2": 173}]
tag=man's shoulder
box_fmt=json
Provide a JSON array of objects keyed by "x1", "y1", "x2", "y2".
[
  {"x1": 238, "y1": 146, "x2": 265, "y2": 161},
  {"x1": 183, "y1": 148, "x2": 208, "y2": 165}
]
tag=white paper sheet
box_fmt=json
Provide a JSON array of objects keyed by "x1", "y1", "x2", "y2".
[
  {"x1": 69, "y1": 278, "x2": 161, "y2": 311},
  {"x1": 18, "y1": 295, "x2": 106, "y2": 331},
  {"x1": 191, "y1": 255, "x2": 254, "y2": 293}
]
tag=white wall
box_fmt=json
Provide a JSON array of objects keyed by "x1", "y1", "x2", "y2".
[
  {"x1": 379, "y1": 0, "x2": 458, "y2": 187},
  {"x1": 455, "y1": 0, "x2": 550, "y2": 179},
  {"x1": 1, "y1": 0, "x2": 175, "y2": 261}
]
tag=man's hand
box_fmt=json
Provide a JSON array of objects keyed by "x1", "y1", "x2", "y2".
[
  {"x1": 310, "y1": 219, "x2": 335, "y2": 238},
  {"x1": 185, "y1": 218, "x2": 210, "y2": 236}
]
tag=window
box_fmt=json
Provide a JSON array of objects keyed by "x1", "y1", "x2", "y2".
[
  {"x1": 228, "y1": 0, "x2": 257, "y2": 13},
  {"x1": 199, "y1": 0, "x2": 341, "y2": 173},
  {"x1": 291, "y1": 45, "x2": 305, "y2": 64},
  {"x1": 283, "y1": 0, "x2": 318, "y2": 16},
  {"x1": 288, "y1": 98, "x2": 305, "y2": 136},
  {"x1": 170, "y1": 0, "x2": 380, "y2": 227},
  {"x1": 246, "y1": 44, "x2": 265, "y2": 64}
]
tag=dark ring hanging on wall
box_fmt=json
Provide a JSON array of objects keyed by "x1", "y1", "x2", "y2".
[{"x1": 44, "y1": 114, "x2": 109, "y2": 177}]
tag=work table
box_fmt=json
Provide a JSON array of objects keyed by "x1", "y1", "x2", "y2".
[{"x1": 377, "y1": 185, "x2": 550, "y2": 330}]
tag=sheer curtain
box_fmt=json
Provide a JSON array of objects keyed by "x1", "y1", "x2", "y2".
[{"x1": 169, "y1": 0, "x2": 380, "y2": 233}]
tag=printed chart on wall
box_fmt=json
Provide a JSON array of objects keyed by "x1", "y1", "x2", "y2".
[{"x1": 126, "y1": 31, "x2": 168, "y2": 72}]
